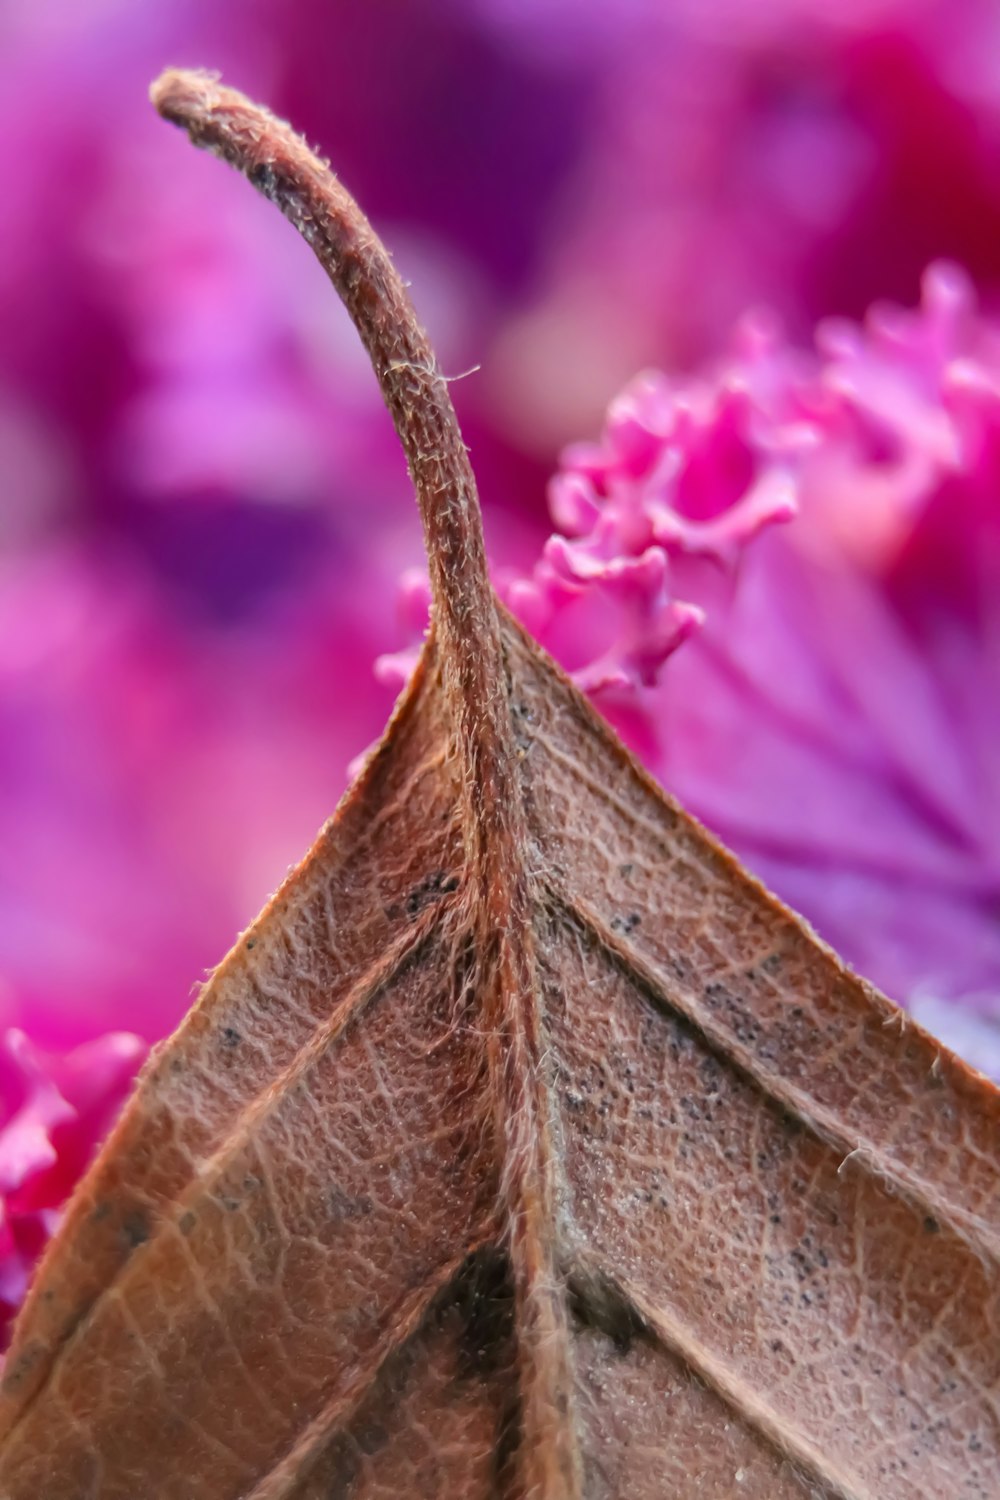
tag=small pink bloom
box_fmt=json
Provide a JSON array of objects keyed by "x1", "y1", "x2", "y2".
[{"x1": 0, "y1": 1024, "x2": 146, "y2": 1349}]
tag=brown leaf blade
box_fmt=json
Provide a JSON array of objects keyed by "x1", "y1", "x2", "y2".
[{"x1": 0, "y1": 70, "x2": 998, "y2": 1499}]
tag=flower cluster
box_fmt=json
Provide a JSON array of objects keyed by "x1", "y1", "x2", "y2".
[
  {"x1": 377, "y1": 362, "x2": 802, "y2": 758},
  {"x1": 504, "y1": 369, "x2": 799, "y2": 702}
]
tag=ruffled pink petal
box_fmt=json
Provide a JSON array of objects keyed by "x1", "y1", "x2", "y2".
[{"x1": 0, "y1": 1026, "x2": 145, "y2": 1349}]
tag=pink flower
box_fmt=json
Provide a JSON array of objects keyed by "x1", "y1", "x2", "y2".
[
  {"x1": 509, "y1": 370, "x2": 799, "y2": 697},
  {"x1": 657, "y1": 263, "x2": 1000, "y2": 1046},
  {"x1": 614, "y1": 266, "x2": 1000, "y2": 1060},
  {"x1": 0, "y1": 1024, "x2": 146, "y2": 1349},
  {"x1": 378, "y1": 364, "x2": 800, "y2": 752}
]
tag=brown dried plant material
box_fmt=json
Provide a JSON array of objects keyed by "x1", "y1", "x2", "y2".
[{"x1": 0, "y1": 69, "x2": 998, "y2": 1500}]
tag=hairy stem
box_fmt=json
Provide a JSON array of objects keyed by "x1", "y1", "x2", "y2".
[{"x1": 150, "y1": 68, "x2": 521, "y2": 887}]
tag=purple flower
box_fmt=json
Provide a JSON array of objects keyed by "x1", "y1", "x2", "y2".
[{"x1": 0, "y1": 1025, "x2": 146, "y2": 1348}]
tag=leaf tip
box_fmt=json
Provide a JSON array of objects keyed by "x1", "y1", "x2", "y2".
[{"x1": 149, "y1": 67, "x2": 222, "y2": 128}]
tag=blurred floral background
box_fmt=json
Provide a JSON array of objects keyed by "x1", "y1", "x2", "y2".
[{"x1": 2, "y1": 0, "x2": 1000, "y2": 1338}]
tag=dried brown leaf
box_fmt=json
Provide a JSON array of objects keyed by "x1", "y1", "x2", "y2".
[{"x1": 0, "y1": 70, "x2": 998, "y2": 1500}]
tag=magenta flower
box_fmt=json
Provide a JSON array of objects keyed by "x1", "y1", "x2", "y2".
[
  {"x1": 378, "y1": 362, "x2": 798, "y2": 763},
  {"x1": 657, "y1": 263, "x2": 1000, "y2": 1050},
  {"x1": 0, "y1": 1025, "x2": 145, "y2": 1347}
]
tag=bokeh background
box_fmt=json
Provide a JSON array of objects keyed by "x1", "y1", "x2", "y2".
[{"x1": 3, "y1": 0, "x2": 1000, "y2": 1295}]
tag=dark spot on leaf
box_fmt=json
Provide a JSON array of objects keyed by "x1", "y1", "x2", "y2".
[
  {"x1": 122, "y1": 1210, "x2": 151, "y2": 1248},
  {"x1": 568, "y1": 1265, "x2": 648, "y2": 1355},
  {"x1": 1, "y1": 1344, "x2": 41, "y2": 1395},
  {"x1": 354, "y1": 1419, "x2": 389, "y2": 1457},
  {"x1": 449, "y1": 1246, "x2": 515, "y2": 1382},
  {"x1": 405, "y1": 869, "x2": 454, "y2": 915},
  {"x1": 327, "y1": 1186, "x2": 374, "y2": 1222}
]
